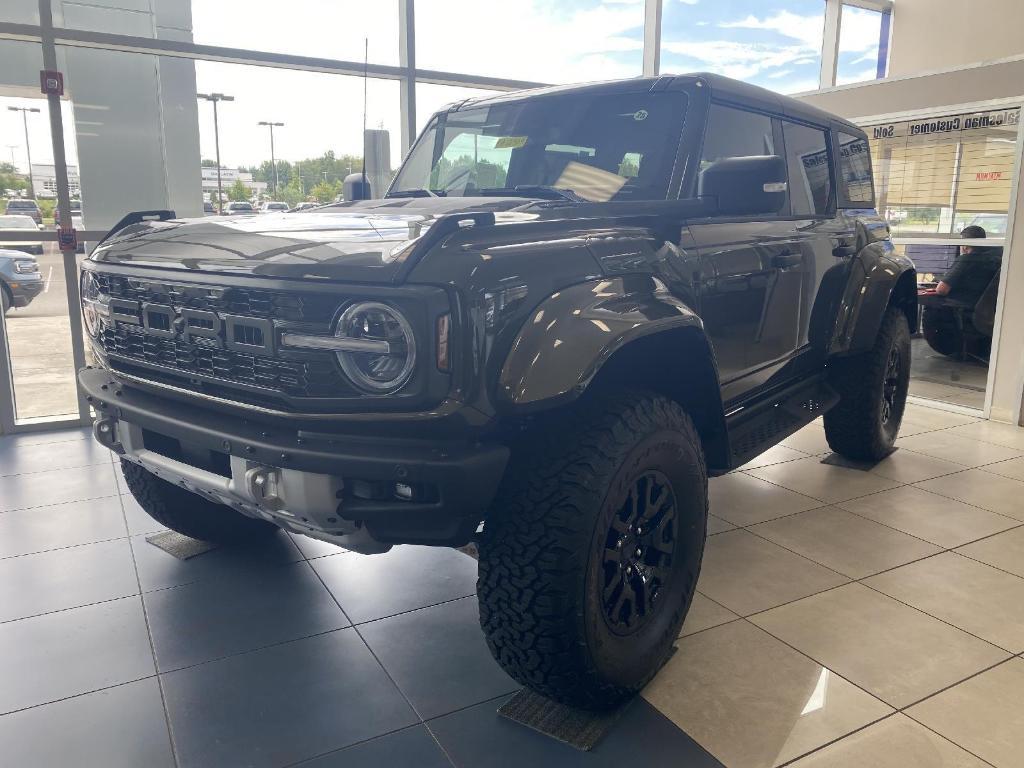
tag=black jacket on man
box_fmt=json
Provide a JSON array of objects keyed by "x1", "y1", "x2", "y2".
[{"x1": 943, "y1": 245, "x2": 1002, "y2": 305}]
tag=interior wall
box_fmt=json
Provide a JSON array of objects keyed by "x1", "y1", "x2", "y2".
[{"x1": 888, "y1": 0, "x2": 1024, "y2": 77}]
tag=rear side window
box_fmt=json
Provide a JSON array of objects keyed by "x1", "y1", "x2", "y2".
[
  {"x1": 700, "y1": 104, "x2": 775, "y2": 170},
  {"x1": 783, "y1": 121, "x2": 832, "y2": 216},
  {"x1": 837, "y1": 132, "x2": 874, "y2": 204}
]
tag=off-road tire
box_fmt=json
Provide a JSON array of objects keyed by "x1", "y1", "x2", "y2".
[
  {"x1": 477, "y1": 391, "x2": 707, "y2": 710},
  {"x1": 121, "y1": 459, "x2": 277, "y2": 543},
  {"x1": 824, "y1": 308, "x2": 911, "y2": 461}
]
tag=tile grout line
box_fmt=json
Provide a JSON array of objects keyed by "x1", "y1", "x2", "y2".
[
  {"x1": 0, "y1": 458, "x2": 118, "y2": 479},
  {"x1": 301, "y1": 554, "x2": 431, "y2": 724},
  {"x1": 0, "y1": 492, "x2": 121, "y2": 516},
  {"x1": 115, "y1": 464, "x2": 181, "y2": 768},
  {"x1": 0, "y1": 673, "x2": 162, "y2": 720}
]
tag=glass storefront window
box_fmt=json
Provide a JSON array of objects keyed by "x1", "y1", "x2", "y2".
[
  {"x1": 415, "y1": 83, "x2": 500, "y2": 133},
  {"x1": 0, "y1": 0, "x2": 39, "y2": 24},
  {"x1": 661, "y1": 0, "x2": 825, "y2": 95},
  {"x1": 868, "y1": 108, "x2": 1020, "y2": 237},
  {"x1": 194, "y1": 61, "x2": 401, "y2": 204},
  {"x1": 836, "y1": 4, "x2": 886, "y2": 85},
  {"x1": 0, "y1": 40, "x2": 80, "y2": 424},
  {"x1": 415, "y1": 0, "x2": 643, "y2": 83},
  {"x1": 55, "y1": 1, "x2": 401, "y2": 66}
]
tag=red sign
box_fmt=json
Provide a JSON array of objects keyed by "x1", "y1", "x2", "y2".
[
  {"x1": 40, "y1": 70, "x2": 63, "y2": 96},
  {"x1": 976, "y1": 171, "x2": 1004, "y2": 181},
  {"x1": 57, "y1": 226, "x2": 77, "y2": 252}
]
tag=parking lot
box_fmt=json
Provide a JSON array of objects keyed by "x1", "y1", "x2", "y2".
[{"x1": 3, "y1": 242, "x2": 84, "y2": 421}]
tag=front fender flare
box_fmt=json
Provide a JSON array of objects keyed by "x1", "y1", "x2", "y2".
[{"x1": 497, "y1": 277, "x2": 703, "y2": 406}]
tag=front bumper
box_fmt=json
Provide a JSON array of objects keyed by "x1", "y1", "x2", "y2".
[
  {"x1": 80, "y1": 367, "x2": 509, "y2": 553},
  {"x1": 9, "y1": 277, "x2": 44, "y2": 307}
]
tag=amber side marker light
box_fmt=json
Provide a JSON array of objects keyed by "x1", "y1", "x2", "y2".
[{"x1": 436, "y1": 313, "x2": 451, "y2": 371}]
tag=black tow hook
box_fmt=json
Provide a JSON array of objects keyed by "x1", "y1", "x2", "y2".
[{"x1": 93, "y1": 416, "x2": 125, "y2": 454}]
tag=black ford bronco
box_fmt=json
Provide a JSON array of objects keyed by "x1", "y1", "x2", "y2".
[{"x1": 79, "y1": 73, "x2": 915, "y2": 709}]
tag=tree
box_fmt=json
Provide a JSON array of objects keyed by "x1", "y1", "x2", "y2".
[
  {"x1": 201, "y1": 158, "x2": 220, "y2": 168},
  {"x1": 0, "y1": 162, "x2": 27, "y2": 195},
  {"x1": 227, "y1": 179, "x2": 250, "y2": 202},
  {"x1": 309, "y1": 180, "x2": 341, "y2": 203}
]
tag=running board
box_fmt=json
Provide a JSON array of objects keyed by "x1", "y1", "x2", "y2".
[{"x1": 723, "y1": 378, "x2": 839, "y2": 471}]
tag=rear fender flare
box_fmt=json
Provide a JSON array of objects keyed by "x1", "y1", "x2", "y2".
[{"x1": 829, "y1": 226, "x2": 916, "y2": 355}]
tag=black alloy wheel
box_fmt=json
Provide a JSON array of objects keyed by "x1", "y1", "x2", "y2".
[{"x1": 602, "y1": 470, "x2": 678, "y2": 636}]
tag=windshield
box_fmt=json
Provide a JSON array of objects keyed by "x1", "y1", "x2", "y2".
[
  {"x1": 231, "y1": 203, "x2": 253, "y2": 211},
  {"x1": 0, "y1": 216, "x2": 37, "y2": 229},
  {"x1": 390, "y1": 91, "x2": 687, "y2": 202},
  {"x1": 6, "y1": 201, "x2": 36, "y2": 210}
]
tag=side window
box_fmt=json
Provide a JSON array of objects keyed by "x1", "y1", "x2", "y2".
[
  {"x1": 783, "y1": 122, "x2": 832, "y2": 216},
  {"x1": 700, "y1": 103, "x2": 775, "y2": 170},
  {"x1": 837, "y1": 132, "x2": 874, "y2": 204}
]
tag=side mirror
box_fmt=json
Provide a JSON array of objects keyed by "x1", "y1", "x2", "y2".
[
  {"x1": 343, "y1": 173, "x2": 371, "y2": 201},
  {"x1": 698, "y1": 155, "x2": 787, "y2": 216}
]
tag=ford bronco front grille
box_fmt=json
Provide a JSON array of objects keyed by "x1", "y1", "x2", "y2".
[
  {"x1": 100, "y1": 324, "x2": 347, "y2": 398},
  {"x1": 92, "y1": 274, "x2": 358, "y2": 409},
  {"x1": 93, "y1": 273, "x2": 340, "y2": 323}
]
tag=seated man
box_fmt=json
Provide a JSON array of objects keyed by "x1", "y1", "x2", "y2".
[
  {"x1": 935, "y1": 225, "x2": 1003, "y2": 305},
  {"x1": 921, "y1": 225, "x2": 1003, "y2": 357}
]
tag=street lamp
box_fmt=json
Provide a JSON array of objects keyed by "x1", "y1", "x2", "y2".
[
  {"x1": 5, "y1": 145, "x2": 16, "y2": 167},
  {"x1": 7, "y1": 107, "x2": 41, "y2": 198},
  {"x1": 197, "y1": 92, "x2": 234, "y2": 214},
  {"x1": 258, "y1": 121, "x2": 284, "y2": 198}
]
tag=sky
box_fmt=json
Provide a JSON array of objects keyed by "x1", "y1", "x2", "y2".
[{"x1": 1, "y1": 0, "x2": 885, "y2": 172}]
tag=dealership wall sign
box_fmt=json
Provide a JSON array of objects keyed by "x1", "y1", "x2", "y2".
[
  {"x1": 866, "y1": 107, "x2": 1021, "y2": 219},
  {"x1": 871, "y1": 109, "x2": 1020, "y2": 140}
]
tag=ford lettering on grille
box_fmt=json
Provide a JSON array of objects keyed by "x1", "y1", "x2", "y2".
[{"x1": 117, "y1": 299, "x2": 275, "y2": 355}]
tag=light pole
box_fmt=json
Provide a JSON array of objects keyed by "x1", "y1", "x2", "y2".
[
  {"x1": 5, "y1": 145, "x2": 16, "y2": 167},
  {"x1": 7, "y1": 107, "x2": 41, "y2": 198},
  {"x1": 258, "y1": 121, "x2": 284, "y2": 198},
  {"x1": 197, "y1": 92, "x2": 234, "y2": 214}
]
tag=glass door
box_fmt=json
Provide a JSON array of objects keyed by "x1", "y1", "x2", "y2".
[{"x1": 866, "y1": 106, "x2": 1020, "y2": 411}]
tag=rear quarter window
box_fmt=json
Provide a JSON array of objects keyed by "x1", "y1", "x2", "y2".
[
  {"x1": 782, "y1": 121, "x2": 832, "y2": 216},
  {"x1": 837, "y1": 132, "x2": 874, "y2": 205}
]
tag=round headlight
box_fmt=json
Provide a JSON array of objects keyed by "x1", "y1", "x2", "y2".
[
  {"x1": 81, "y1": 271, "x2": 100, "y2": 337},
  {"x1": 335, "y1": 302, "x2": 416, "y2": 393}
]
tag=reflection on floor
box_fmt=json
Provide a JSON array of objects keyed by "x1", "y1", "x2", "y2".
[
  {"x1": 909, "y1": 336, "x2": 987, "y2": 410},
  {"x1": 2, "y1": 404, "x2": 1024, "y2": 766}
]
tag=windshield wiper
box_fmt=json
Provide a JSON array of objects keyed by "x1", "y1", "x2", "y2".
[
  {"x1": 387, "y1": 188, "x2": 445, "y2": 198},
  {"x1": 479, "y1": 185, "x2": 585, "y2": 202}
]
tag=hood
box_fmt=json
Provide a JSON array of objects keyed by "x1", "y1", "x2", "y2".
[{"x1": 90, "y1": 197, "x2": 533, "y2": 284}]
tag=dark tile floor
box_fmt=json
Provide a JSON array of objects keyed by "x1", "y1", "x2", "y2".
[{"x1": 0, "y1": 427, "x2": 721, "y2": 768}]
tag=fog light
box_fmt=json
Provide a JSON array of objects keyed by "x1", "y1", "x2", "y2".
[{"x1": 394, "y1": 483, "x2": 414, "y2": 500}]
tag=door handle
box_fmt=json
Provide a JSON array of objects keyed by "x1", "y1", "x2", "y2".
[
  {"x1": 833, "y1": 240, "x2": 856, "y2": 258},
  {"x1": 772, "y1": 252, "x2": 803, "y2": 269}
]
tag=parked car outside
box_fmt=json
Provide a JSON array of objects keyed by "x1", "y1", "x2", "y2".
[
  {"x1": 0, "y1": 248, "x2": 43, "y2": 312},
  {"x1": 203, "y1": 201, "x2": 216, "y2": 216},
  {"x1": 53, "y1": 199, "x2": 82, "y2": 226},
  {"x1": 224, "y1": 201, "x2": 255, "y2": 216},
  {"x1": 80, "y1": 73, "x2": 914, "y2": 711},
  {"x1": 4, "y1": 198, "x2": 42, "y2": 225},
  {"x1": 0, "y1": 214, "x2": 44, "y2": 255},
  {"x1": 258, "y1": 201, "x2": 289, "y2": 214}
]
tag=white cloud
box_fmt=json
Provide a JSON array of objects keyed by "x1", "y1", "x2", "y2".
[
  {"x1": 720, "y1": 11, "x2": 825, "y2": 50},
  {"x1": 662, "y1": 38, "x2": 815, "y2": 80},
  {"x1": 678, "y1": 0, "x2": 700, "y2": 5},
  {"x1": 838, "y1": 6, "x2": 883, "y2": 53}
]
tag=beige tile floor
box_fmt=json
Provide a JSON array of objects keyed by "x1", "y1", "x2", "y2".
[{"x1": 644, "y1": 404, "x2": 1024, "y2": 767}]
